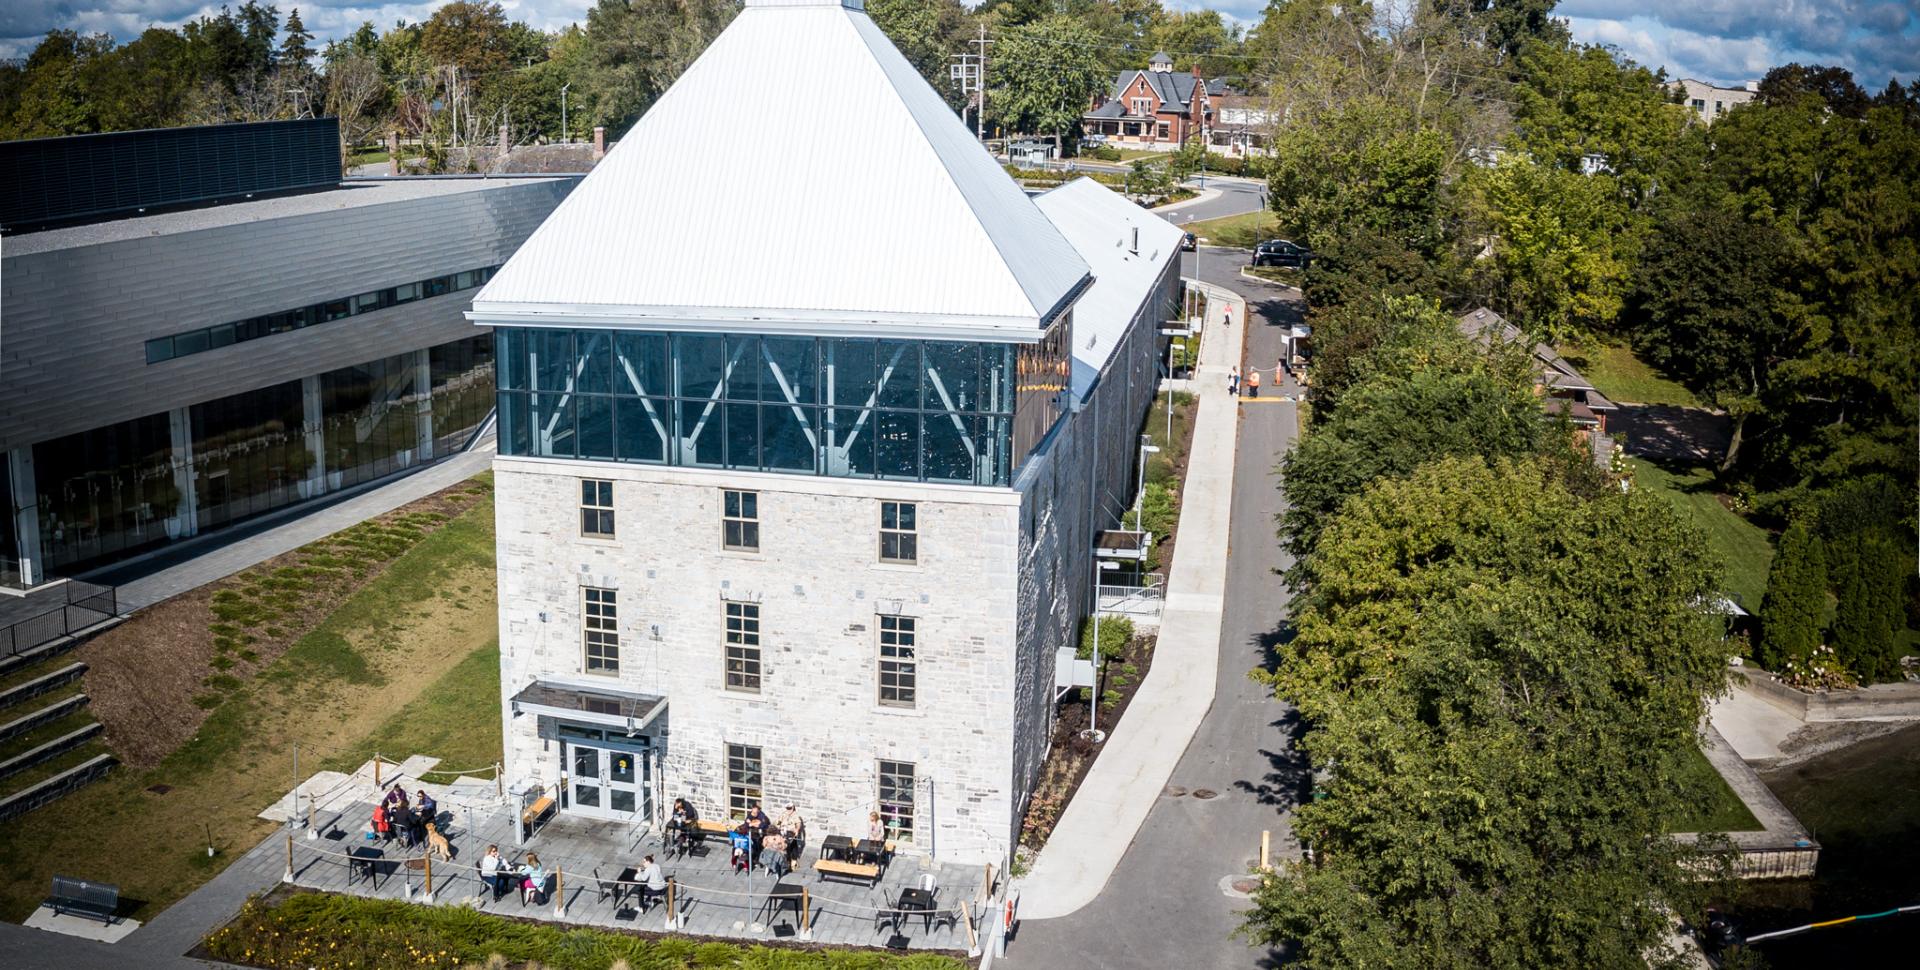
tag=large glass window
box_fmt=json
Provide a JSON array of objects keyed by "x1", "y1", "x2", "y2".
[
  {"x1": 878, "y1": 760, "x2": 916, "y2": 843},
  {"x1": 722, "y1": 490, "x2": 759, "y2": 551},
  {"x1": 878, "y1": 615, "x2": 917, "y2": 708},
  {"x1": 583, "y1": 586, "x2": 619, "y2": 674},
  {"x1": 727, "y1": 743, "x2": 763, "y2": 819},
  {"x1": 580, "y1": 479, "x2": 614, "y2": 537},
  {"x1": 879, "y1": 501, "x2": 917, "y2": 564},
  {"x1": 495, "y1": 327, "x2": 1027, "y2": 486},
  {"x1": 725, "y1": 601, "x2": 762, "y2": 692}
]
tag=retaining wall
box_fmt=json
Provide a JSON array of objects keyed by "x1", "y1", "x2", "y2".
[
  {"x1": 1739, "y1": 668, "x2": 1920, "y2": 722},
  {"x1": 0, "y1": 753, "x2": 115, "y2": 820}
]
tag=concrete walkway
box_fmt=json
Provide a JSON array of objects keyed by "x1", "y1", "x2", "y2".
[
  {"x1": 105, "y1": 448, "x2": 494, "y2": 613},
  {"x1": 1710, "y1": 677, "x2": 1806, "y2": 762},
  {"x1": 1013, "y1": 276, "x2": 1245, "y2": 921}
]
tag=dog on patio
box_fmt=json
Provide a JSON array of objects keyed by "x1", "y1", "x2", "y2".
[{"x1": 425, "y1": 822, "x2": 454, "y2": 861}]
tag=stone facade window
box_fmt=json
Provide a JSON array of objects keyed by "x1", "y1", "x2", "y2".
[
  {"x1": 580, "y1": 479, "x2": 615, "y2": 537},
  {"x1": 877, "y1": 614, "x2": 917, "y2": 708},
  {"x1": 725, "y1": 601, "x2": 762, "y2": 692},
  {"x1": 583, "y1": 586, "x2": 619, "y2": 674},
  {"x1": 878, "y1": 759, "x2": 916, "y2": 843},
  {"x1": 727, "y1": 742, "x2": 763, "y2": 819},
  {"x1": 723, "y1": 489, "x2": 759, "y2": 551},
  {"x1": 879, "y1": 501, "x2": 918, "y2": 564}
]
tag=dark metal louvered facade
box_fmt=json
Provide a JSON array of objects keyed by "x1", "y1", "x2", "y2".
[{"x1": 0, "y1": 118, "x2": 341, "y2": 232}]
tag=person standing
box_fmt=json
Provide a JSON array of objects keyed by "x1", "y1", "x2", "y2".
[
  {"x1": 1247, "y1": 368, "x2": 1261, "y2": 398},
  {"x1": 372, "y1": 802, "x2": 389, "y2": 842},
  {"x1": 1229, "y1": 365, "x2": 1240, "y2": 396},
  {"x1": 1222, "y1": 304, "x2": 1232, "y2": 328}
]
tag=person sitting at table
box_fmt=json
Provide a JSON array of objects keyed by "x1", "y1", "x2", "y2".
[
  {"x1": 776, "y1": 803, "x2": 806, "y2": 860},
  {"x1": 761, "y1": 831, "x2": 790, "y2": 877},
  {"x1": 520, "y1": 852, "x2": 547, "y2": 905},
  {"x1": 744, "y1": 803, "x2": 770, "y2": 849},
  {"x1": 635, "y1": 853, "x2": 667, "y2": 910},
  {"x1": 728, "y1": 824, "x2": 754, "y2": 872},
  {"x1": 667, "y1": 798, "x2": 697, "y2": 847},
  {"x1": 384, "y1": 785, "x2": 407, "y2": 811},
  {"x1": 416, "y1": 789, "x2": 438, "y2": 830},
  {"x1": 868, "y1": 810, "x2": 887, "y2": 843},
  {"x1": 479, "y1": 845, "x2": 506, "y2": 900}
]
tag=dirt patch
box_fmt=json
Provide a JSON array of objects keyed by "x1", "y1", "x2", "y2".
[{"x1": 75, "y1": 480, "x2": 490, "y2": 768}]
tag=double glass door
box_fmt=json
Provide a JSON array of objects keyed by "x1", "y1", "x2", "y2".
[{"x1": 567, "y1": 740, "x2": 650, "y2": 821}]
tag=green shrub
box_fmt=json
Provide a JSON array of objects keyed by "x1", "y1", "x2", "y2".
[
  {"x1": 1077, "y1": 615, "x2": 1134, "y2": 660},
  {"x1": 1087, "y1": 145, "x2": 1122, "y2": 161}
]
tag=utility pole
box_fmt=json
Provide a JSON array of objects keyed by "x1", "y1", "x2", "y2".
[
  {"x1": 972, "y1": 24, "x2": 989, "y2": 146},
  {"x1": 560, "y1": 84, "x2": 570, "y2": 144},
  {"x1": 950, "y1": 25, "x2": 989, "y2": 146}
]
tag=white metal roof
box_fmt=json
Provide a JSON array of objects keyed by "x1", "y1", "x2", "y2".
[
  {"x1": 1033, "y1": 178, "x2": 1184, "y2": 397},
  {"x1": 470, "y1": 0, "x2": 1090, "y2": 341}
]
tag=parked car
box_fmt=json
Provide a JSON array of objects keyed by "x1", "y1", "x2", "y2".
[
  {"x1": 1252, "y1": 238, "x2": 1312, "y2": 268},
  {"x1": 1181, "y1": 231, "x2": 1196, "y2": 252}
]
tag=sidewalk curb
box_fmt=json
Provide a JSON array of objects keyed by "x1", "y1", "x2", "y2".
[{"x1": 1011, "y1": 281, "x2": 1248, "y2": 921}]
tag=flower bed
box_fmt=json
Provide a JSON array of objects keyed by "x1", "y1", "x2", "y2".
[{"x1": 200, "y1": 889, "x2": 966, "y2": 970}]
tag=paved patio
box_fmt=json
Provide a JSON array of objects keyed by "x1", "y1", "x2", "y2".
[{"x1": 285, "y1": 798, "x2": 987, "y2": 954}]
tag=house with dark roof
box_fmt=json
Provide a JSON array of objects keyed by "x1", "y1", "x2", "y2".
[
  {"x1": 1083, "y1": 52, "x2": 1228, "y2": 152},
  {"x1": 1457, "y1": 307, "x2": 1619, "y2": 431}
]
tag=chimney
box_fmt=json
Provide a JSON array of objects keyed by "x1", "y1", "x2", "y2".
[
  {"x1": 592, "y1": 126, "x2": 606, "y2": 162},
  {"x1": 1130, "y1": 226, "x2": 1139, "y2": 255}
]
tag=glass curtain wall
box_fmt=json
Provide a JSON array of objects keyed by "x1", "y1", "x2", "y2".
[
  {"x1": 496, "y1": 328, "x2": 1032, "y2": 486},
  {"x1": 31, "y1": 335, "x2": 497, "y2": 576}
]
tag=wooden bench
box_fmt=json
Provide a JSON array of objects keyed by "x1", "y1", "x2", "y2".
[
  {"x1": 46, "y1": 875, "x2": 118, "y2": 924},
  {"x1": 520, "y1": 795, "x2": 555, "y2": 838},
  {"x1": 812, "y1": 858, "x2": 881, "y2": 886}
]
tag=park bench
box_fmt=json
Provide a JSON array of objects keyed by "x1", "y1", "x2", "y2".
[
  {"x1": 812, "y1": 858, "x2": 881, "y2": 886},
  {"x1": 520, "y1": 794, "x2": 555, "y2": 839},
  {"x1": 45, "y1": 875, "x2": 118, "y2": 924}
]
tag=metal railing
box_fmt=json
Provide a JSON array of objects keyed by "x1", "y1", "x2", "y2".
[
  {"x1": 1, "y1": 581, "x2": 118, "y2": 660},
  {"x1": 1097, "y1": 581, "x2": 1165, "y2": 617}
]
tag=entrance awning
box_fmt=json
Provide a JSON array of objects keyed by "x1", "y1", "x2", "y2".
[{"x1": 511, "y1": 680, "x2": 667, "y2": 734}]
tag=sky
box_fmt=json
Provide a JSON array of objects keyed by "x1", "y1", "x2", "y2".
[{"x1": 2, "y1": 1, "x2": 1917, "y2": 91}]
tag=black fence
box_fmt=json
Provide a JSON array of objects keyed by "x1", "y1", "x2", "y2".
[{"x1": 1, "y1": 581, "x2": 118, "y2": 660}]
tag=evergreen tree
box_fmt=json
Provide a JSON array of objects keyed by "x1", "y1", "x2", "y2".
[
  {"x1": 1831, "y1": 534, "x2": 1905, "y2": 683},
  {"x1": 1757, "y1": 519, "x2": 1826, "y2": 670},
  {"x1": 278, "y1": 8, "x2": 315, "y2": 73}
]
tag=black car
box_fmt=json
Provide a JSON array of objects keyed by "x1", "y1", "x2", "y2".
[
  {"x1": 1252, "y1": 238, "x2": 1312, "y2": 268},
  {"x1": 1181, "y1": 231, "x2": 1197, "y2": 252}
]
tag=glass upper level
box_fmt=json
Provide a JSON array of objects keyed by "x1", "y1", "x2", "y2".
[{"x1": 495, "y1": 325, "x2": 1070, "y2": 487}]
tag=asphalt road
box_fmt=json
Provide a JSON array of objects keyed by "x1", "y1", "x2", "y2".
[
  {"x1": 1001, "y1": 249, "x2": 1306, "y2": 969},
  {"x1": 1155, "y1": 176, "x2": 1267, "y2": 226}
]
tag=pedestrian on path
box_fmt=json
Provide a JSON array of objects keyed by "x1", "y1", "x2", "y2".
[
  {"x1": 1228, "y1": 366, "x2": 1240, "y2": 396},
  {"x1": 1246, "y1": 368, "x2": 1261, "y2": 398},
  {"x1": 1222, "y1": 304, "x2": 1232, "y2": 328}
]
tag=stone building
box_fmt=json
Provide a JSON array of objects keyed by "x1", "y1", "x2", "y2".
[
  {"x1": 1673, "y1": 78, "x2": 1757, "y2": 123},
  {"x1": 478, "y1": 0, "x2": 1184, "y2": 868}
]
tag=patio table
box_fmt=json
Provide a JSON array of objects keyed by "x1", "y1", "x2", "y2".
[
  {"x1": 897, "y1": 886, "x2": 936, "y2": 932},
  {"x1": 820, "y1": 835, "x2": 854, "y2": 861},
  {"x1": 762, "y1": 879, "x2": 805, "y2": 924}
]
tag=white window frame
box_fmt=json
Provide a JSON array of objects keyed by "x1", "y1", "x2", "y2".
[
  {"x1": 727, "y1": 743, "x2": 763, "y2": 820},
  {"x1": 723, "y1": 489, "x2": 760, "y2": 552},
  {"x1": 879, "y1": 501, "x2": 918, "y2": 564},
  {"x1": 725, "y1": 600, "x2": 762, "y2": 693},
  {"x1": 877, "y1": 614, "x2": 918, "y2": 708},
  {"x1": 583, "y1": 586, "x2": 619, "y2": 675},
  {"x1": 1130, "y1": 96, "x2": 1152, "y2": 116},
  {"x1": 581, "y1": 479, "x2": 615, "y2": 538}
]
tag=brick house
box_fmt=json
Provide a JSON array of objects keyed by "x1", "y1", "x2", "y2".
[{"x1": 1083, "y1": 52, "x2": 1228, "y2": 152}]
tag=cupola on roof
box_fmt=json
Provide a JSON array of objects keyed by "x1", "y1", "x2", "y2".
[{"x1": 470, "y1": 0, "x2": 1091, "y2": 341}]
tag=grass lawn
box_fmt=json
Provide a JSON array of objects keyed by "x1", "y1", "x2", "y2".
[
  {"x1": 0, "y1": 483, "x2": 500, "y2": 923},
  {"x1": 1555, "y1": 339, "x2": 1700, "y2": 407},
  {"x1": 204, "y1": 889, "x2": 967, "y2": 969},
  {"x1": 1184, "y1": 209, "x2": 1280, "y2": 249},
  {"x1": 324, "y1": 638, "x2": 502, "y2": 785},
  {"x1": 346, "y1": 149, "x2": 392, "y2": 166},
  {"x1": 1113, "y1": 148, "x2": 1167, "y2": 162},
  {"x1": 1668, "y1": 743, "x2": 1761, "y2": 833},
  {"x1": 1629, "y1": 458, "x2": 1775, "y2": 609}
]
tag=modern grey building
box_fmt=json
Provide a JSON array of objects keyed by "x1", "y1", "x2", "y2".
[{"x1": 0, "y1": 121, "x2": 574, "y2": 586}]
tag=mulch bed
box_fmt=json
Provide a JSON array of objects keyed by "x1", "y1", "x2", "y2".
[
  {"x1": 76, "y1": 479, "x2": 490, "y2": 768},
  {"x1": 1019, "y1": 633, "x2": 1158, "y2": 852}
]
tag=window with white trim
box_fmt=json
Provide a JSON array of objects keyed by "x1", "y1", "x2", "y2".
[
  {"x1": 1130, "y1": 96, "x2": 1152, "y2": 116},
  {"x1": 725, "y1": 601, "x2": 762, "y2": 692},
  {"x1": 723, "y1": 489, "x2": 759, "y2": 551},
  {"x1": 583, "y1": 587, "x2": 619, "y2": 674},
  {"x1": 880, "y1": 501, "x2": 918, "y2": 564},
  {"x1": 878, "y1": 614, "x2": 917, "y2": 708},
  {"x1": 878, "y1": 759, "x2": 916, "y2": 843},
  {"x1": 727, "y1": 743, "x2": 763, "y2": 819},
  {"x1": 581, "y1": 479, "x2": 614, "y2": 537}
]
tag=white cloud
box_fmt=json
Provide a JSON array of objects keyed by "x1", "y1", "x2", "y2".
[{"x1": 1561, "y1": 1, "x2": 1920, "y2": 87}]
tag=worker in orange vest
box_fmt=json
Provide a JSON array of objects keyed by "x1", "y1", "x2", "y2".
[{"x1": 1246, "y1": 368, "x2": 1261, "y2": 398}]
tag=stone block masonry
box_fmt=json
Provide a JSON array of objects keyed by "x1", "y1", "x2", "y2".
[
  {"x1": 0, "y1": 754, "x2": 114, "y2": 821},
  {"x1": 494, "y1": 457, "x2": 1027, "y2": 866}
]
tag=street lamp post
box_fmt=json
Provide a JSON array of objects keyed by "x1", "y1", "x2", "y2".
[
  {"x1": 1083, "y1": 560, "x2": 1122, "y2": 742},
  {"x1": 560, "y1": 84, "x2": 570, "y2": 144}
]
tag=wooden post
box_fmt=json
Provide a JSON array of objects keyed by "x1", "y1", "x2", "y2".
[
  {"x1": 962, "y1": 900, "x2": 978, "y2": 954},
  {"x1": 799, "y1": 886, "x2": 810, "y2": 939},
  {"x1": 424, "y1": 849, "x2": 433, "y2": 900},
  {"x1": 664, "y1": 878, "x2": 676, "y2": 929},
  {"x1": 374, "y1": 753, "x2": 382, "y2": 789},
  {"x1": 283, "y1": 831, "x2": 294, "y2": 883},
  {"x1": 495, "y1": 762, "x2": 503, "y2": 798},
  {"x1": 1260, "y1": 830, "x2": 1271, "y2": 871},
  {"x1": 306, "y1": 798, "x2": 317, "y2": 840},
  {"x1": 553, "y1": 867, "x2": 565, "y2": 917}
]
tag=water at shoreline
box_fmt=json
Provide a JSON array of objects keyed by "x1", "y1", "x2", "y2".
[{"x1": 1729, "y1": 721, "x2": 1920, "y2": 968}]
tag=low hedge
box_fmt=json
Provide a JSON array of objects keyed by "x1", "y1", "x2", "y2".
[{"x1": 203, "y1": 891, "x2": 965, "y2": 970}]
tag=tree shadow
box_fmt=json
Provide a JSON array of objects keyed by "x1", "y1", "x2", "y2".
[{"x1": 1237, "y1": 620, "x2": 1310, "y2": 810}]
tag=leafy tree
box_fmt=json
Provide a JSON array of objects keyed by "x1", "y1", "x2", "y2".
[
  {"x1": 1512, "y1": 41, "x2": 1688, "y2": 205},
  {"x1": 1147, "y1": 10, "x2": 1239, "y2": 77},
  {"x1": 1831, "y1": 534, "x2": 1905, "y2": 683},
  {"x1": 1266, "y1": 98, "x2": 1452, "y2": 258},
  {"x1": 278, "y1": 8, "x2": 315, "y2": 74},
  {"x1": 1299, "y1": 230, "x2": 1452, "y2": 320},
  {"x1": 423, "y1": 2, "x2": 517, "y2": 77},
  {"x1": 988, "y1": 14, "x2": 1106, "y2": 153},
  {"x1": 1435, "y1": 0, "x2": 1569, "y2": 63},
  {"x1": 868, "y1": 0, "x2": 978, "y2": 110},
  {"x1": 1250, "y1": 456, "x2": 1731, "y2": 969},
  {"x1": 1756, "y1": 63, "x2": 1871, "y2": 118},
  {"x1": 576, "y1": 0, "x2": 739, "y2": 132},
  {"x1": 1626, "y1": 207, "x2": 1798, "y2": 472},
  {"x1": 1468, "y1": 155, "x2": 1630, "y2": 343},
  {"x1": 1757, "y1": 518, "x2": 1827, "y2": 670}
]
